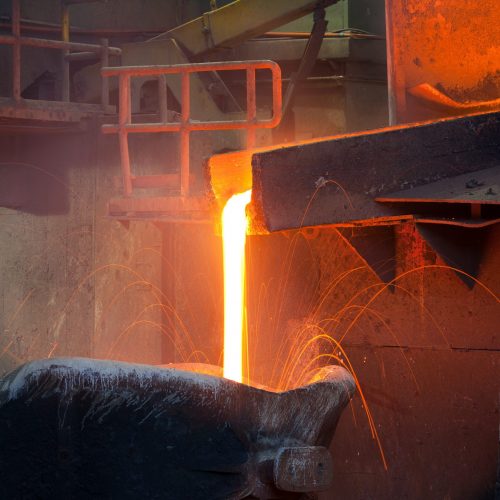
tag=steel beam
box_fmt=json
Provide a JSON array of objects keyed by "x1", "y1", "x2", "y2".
[
  {"x1": 207, "y1": 110, "x2": 500, "y2": 233},
  {"x1": 0, "y1": 97, "x2": 114, "y2": 122},
  {"x1": 377, "y1": 166, "x2": 500, "y2": 205},
  {"x1": 153, "y1": 0, "x2": 340, "y2": 57},
  {"x1": 107, "y1": 196, "x2": 211, "y2": 223},
  {"x1": 0, "y1": 33, "x2": 121, "y2": 55},
  {"x1": 210, "y1": 37, "x2": 386, "y2": 64},
  {"x1": 121, "y1": 39, "x2": 225, "y2": 119}
]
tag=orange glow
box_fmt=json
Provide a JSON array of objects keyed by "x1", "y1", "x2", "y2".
[{"x1": 222, "y1": 190, "x2": 252, "y2": 382}]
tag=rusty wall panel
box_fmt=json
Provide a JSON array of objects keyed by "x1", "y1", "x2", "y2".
[
  {"x1": 160, "y1": 223, "x2": 224, "y2": 366},
  {"x1": 385, "y1": 0, "x2": 500, "y2": 122},
  {"x1": 326, "y1": 347, "x2": 499, "y2": 499},
  {"x1": 243, "y1": 223, "x2": 499, "y2": 498},
  {"x1": 0, "y1": 134, "x2": 96, "y2": 375}
]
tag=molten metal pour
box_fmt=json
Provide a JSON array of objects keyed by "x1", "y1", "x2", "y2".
[
  {"x1": 222, "y1": 190, "x2": 252, "y2": 383},
  {"x1": 0, "y1": 189, "x2": 356, "y2": 499}
]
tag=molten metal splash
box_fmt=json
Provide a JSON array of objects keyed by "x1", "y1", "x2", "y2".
[{"x1": 222, "y1": 190, "x2": 251, "y2": 382}]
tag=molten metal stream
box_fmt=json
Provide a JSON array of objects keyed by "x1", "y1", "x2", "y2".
[{"x1": 222, "y1": 190, "x2": 252, "y2": 382}]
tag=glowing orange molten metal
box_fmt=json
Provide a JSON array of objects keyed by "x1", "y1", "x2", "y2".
[{"x1": 222, "y1": 190, "x2": 252, "y2": 383}]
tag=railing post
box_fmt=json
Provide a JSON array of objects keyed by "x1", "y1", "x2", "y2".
[
  {"x1": 158, "y1": 74, "x2": 168, "y2": 123},
  {"x1": 100, "y1": 38, "x2": 109, "y2": 109},
  {"x1": 180, "y1": 71, "x2": 190, "y2": 197},
  {"x1": 61, "y1": 1, "x2": 70, "y2": 101},
  {"x1": 246, "y1": 67, "x2": 256, "y2": 149},
  {"x1": 272, "y1": 64, "x2": 283, "y2": 128},
  {"x1": 11, "y1": 0, "x2": 21, "y2": 101},
  {"x1": 119, "y1": 74, "x2": 133, "y2": 196}
]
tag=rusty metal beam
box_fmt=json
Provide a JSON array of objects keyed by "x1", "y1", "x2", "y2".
[
  {"x1": 0, "y1": 97, "x2": 114, "y2": 122},
  {"x1": 108, "y1": 196, "x2": 211, "y2": 223},
  {"x1": 11, "y1": 0, "x2": 21, "y2": 101},
  {"x1": 209, "y1": 37, "x2": 386, "y2": 64},
  {"x1": 61, "y1": 2, "x2": 70, "y2": 102},
  {"x1": 415, "y1": 217, "x2": 499, "y2": 229},
  {"x1": 377, "y1": 166, "x2": 500, "y2": 205},
  {"x1": 0, "y1": 33, "x2": 121, "y2": 55},
  {"x1": 62, "y1": 0, "x2": 106, "y2": 4},
  {"x1": 152, "y1": 0, "x2": 340, "y2": 57},
  {"x1": 207, "y1": 110, "x2": 500, "y2": 233},
  {"x1": 0, "y1": 121, "x2": 85, "y2": 134}
]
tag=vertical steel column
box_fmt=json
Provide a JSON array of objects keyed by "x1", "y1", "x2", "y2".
[
  {"x1": 11, "y1": 0, "x2": 21, "y2": 101},
  {"x1": 119, "y1": 75, "x2": 133, "y2": 196},
  {"x1": 158, "y1": 74, "x2": 168, "y2": 122},
  {"x1": 246, "y1": 67, "x2": 256, "y2": 149},
  {"x1": 180, "y1": 72, "x2": 190, "y2": 196},
  {"x1": 100, "y1": 38, "x2": 109, "y2": 109},
  {"x1": 272, "y1": 64, "x2": 283, "y2": 128},
  {"x1": 61, "y1": 2, "x2": 70, "y2": 101},
  {"x1": 384, "y1": 0, "x2": 406, "y2": 125}
]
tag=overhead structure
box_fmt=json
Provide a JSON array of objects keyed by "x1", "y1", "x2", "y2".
[
  {"x1": 152, "y1": 0, "x2": 340, "y2": 57},
  {"x1": 0, "y1": 0, "x2": 120, "y2": 130}
]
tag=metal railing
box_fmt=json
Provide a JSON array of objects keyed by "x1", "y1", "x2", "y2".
[
  {"x1": 101, "y1": 60, "x2": 282, "y2": 197},
  {"x1": 0, "y1": 0, "x2": 121, "y2": 107}
]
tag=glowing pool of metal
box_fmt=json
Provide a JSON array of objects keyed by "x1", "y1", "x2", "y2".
[{"x1": 0, "y1": 358, "x2": 355, "y2": 499}]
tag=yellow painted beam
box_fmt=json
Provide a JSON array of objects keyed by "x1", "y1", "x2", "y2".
[{"x1": 154, "y1": 0, "x2": 339, "y2": 56}]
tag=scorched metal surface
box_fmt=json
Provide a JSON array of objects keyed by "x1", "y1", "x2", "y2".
[{"x1": 0, "y1": 357, "x2": 355, "y2": 499}]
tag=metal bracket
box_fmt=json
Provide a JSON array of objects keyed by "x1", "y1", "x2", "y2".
[
  {"x1": 337, "y1": 226, "x2": 397, "y2": 286},
  {"x1": 275, "y1": 5, "x2": 328, "y2": 142},
  {"x1": 416, "y1": 223, "x2": 492, "y2": 289}
]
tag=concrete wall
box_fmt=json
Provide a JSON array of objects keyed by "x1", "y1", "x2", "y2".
[{"x1": 0, "y1": 130, "x2": 164, "y2": 377}]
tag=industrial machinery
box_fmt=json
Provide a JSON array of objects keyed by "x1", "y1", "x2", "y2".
[
  {"x1": 0, "y1": 358, "x2": 354, "y2": 498},
  {"x1": 0, "y1": 0, "x2": 498, "y2": 498}
]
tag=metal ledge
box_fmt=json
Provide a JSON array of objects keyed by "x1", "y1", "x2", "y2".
[{"x1": 0, "y1": 97, "x2": 114, "y2": 123}]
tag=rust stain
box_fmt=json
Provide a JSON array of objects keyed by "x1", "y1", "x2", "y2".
[{"x1": 386, "y1": 0, "x2": 500, "y2": 120}]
